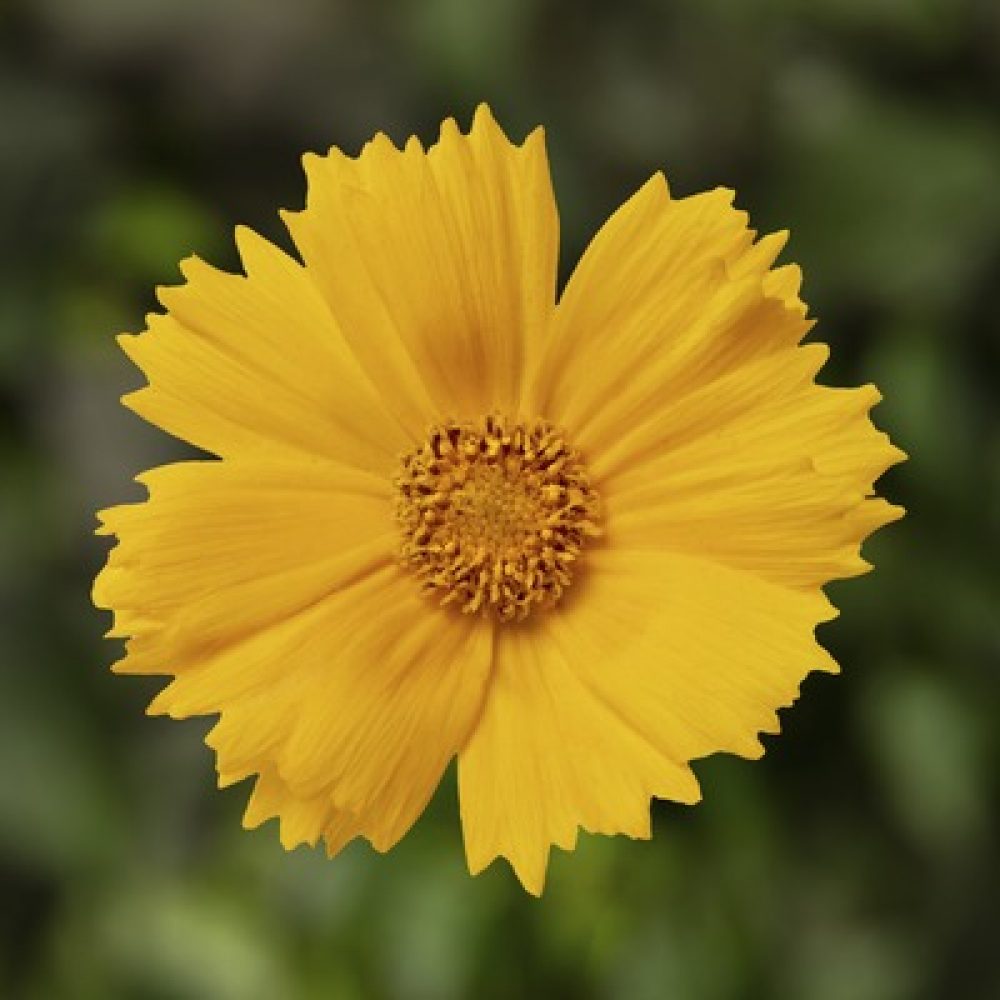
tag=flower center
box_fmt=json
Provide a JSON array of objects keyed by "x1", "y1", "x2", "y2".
[{"x1": 394, "y1": 415, "x2": 602, "y2": 622}]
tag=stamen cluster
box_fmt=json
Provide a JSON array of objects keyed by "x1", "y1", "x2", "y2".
[{"x1": 394, "y1": 415, "x2": 601, "y2": 621}]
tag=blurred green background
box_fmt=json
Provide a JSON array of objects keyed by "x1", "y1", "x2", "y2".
[{"x1": 2, "y1": 0, "x2": 998, "y2": 997}]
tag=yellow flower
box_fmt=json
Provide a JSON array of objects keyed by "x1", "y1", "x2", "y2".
[{"x1": 93, "y1": 105, "x2": 904, "y2": 895}]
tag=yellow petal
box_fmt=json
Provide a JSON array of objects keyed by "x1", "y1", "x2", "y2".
[
  {"x1": 121, "y1": 227, "x2": 407, "y2": 473},
  {"x1": 243, "y1": 767, "x2": 335, "y2": 850},
  {"x1": 459, "y1": 548, "x2": 836, "y2": 894},
  {"x1": 284, "y1": 104, "x2": 558, "y2": 424},
  {"x1": 200, "y1": 566, "x2": 493, "y2": 853},
  {"x1": 603, "y1": 368, "x2": 906, "y2": 588},
  {"x1": 93, "y1": 459, "x2": 394, "y2": 670},
  {"x1": 523, "y1": 172, "x2": 903, "y2": 591},
  {"x1": 525, "y1": 175, "x2": 809, "y2": 457}
]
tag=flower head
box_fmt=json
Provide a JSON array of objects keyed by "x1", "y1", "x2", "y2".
[{"x1": 94, "y1": 105, "x2": 904, "y2": 895}]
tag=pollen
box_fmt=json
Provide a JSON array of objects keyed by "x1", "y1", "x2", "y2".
[{"x1": 394, "y1": 415, "x2": 602, "y2": 622}]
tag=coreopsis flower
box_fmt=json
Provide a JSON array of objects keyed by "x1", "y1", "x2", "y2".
[{"x1": 93, "y1": 105, "x2": 904, "y2": 895}]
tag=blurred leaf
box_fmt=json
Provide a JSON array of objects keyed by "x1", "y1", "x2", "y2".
[
  {"x1": 860, "y1": 663, "x2": 990, "y2": 853},
  {"x1": 770, "y1": 67, "x2": 1000, "y2": 311},
  {"x1": 47, "y1": 877, "x2": 292, "y2": 1000},
  {"x1": 865, "y1": 327, "x2": 976, "y2": 500},
  {"x1": 0, "y1": 658, "x2": 125, "y2": 874},
  {"x1": 780, "y1": 921, "x2": 917, "y2": 1000},
  {"x1": 400, "y1": 0, "x2": 534, "y2": 90},
  {"x1": 84, "y1": 184, "x2": 223, "y2": 289},
  {"x1": 769, "y1": 0, "x2": 964, "y2": 50}
]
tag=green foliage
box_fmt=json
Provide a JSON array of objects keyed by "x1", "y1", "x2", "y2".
[{"x1": 1, "y1": 0, "x2": 997, "y2": 997}]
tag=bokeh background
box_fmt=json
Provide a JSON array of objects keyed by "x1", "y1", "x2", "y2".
[{"x1": 2, "y1": 0, "x2": 998, "y2": 997}]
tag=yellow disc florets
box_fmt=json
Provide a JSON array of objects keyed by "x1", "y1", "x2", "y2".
[{"x1": 394, "y1": 415, "x2": 602, "y2": 622}]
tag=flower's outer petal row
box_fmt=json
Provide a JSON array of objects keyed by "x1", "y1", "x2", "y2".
[
  {"x1": 96, "y1": 458, "x2": 494, "y2": 853},
  {"x1": 200, "y1": 566, "x2": 493, "y2": 854},
  {"x1": 526, "y1": 174, "x2": 781, "y2": 440},
  {"x1": 284, "y1": 103, "x2": 559, "y2": 427},
  {"x1": 602, "y1": 350, "x2": 905, "y2": 589},
  {"x1": 458, "y1": 548, "x2": 836, "y2": 895},
  {"x1": 120, "y1": 227, "x2": 408, "y2": 475},
  {"x1": 527, "y1": 176, "x2": 825, "y2": 461},
  {"x1": 528, "y1": 172, "x2": 904, "y2": 591},
  {"x1": 241, "y1": 763, "x2": 435, "y2": 859},
  {"x1": 93, "y1": 460, "x2": 395, "y2": 670},
  {"x1": 242, "y1": 766, "x2": 376, "y2": 854}
]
